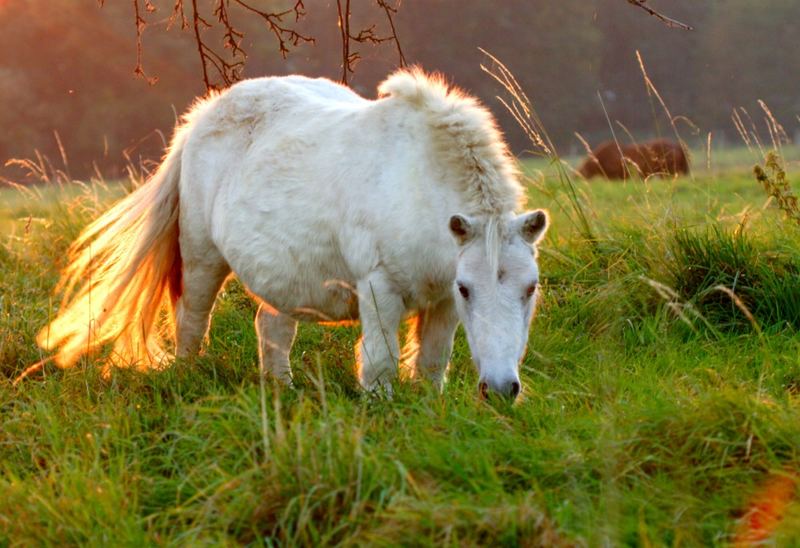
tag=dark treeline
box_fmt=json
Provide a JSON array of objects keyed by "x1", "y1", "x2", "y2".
[{"x1": 3, "y1": 0, "x2": 799, "y2": 181}]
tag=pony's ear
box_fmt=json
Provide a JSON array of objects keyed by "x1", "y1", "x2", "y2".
[
  {"x1": 516, "y1": 209, "x2": 548, "y2": 244},
  {"x1": 449, "y1": 214, "x2": 476, "y2": 245}
]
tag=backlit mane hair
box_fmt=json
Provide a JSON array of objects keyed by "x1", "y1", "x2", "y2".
[{"x1": 378, "y1": 68, "x2": 523, "y2": 218}]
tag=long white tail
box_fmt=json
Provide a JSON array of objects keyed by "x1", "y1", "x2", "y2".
[{"x1": 37, "y1": 130, "x2": 188, "y2": 370}]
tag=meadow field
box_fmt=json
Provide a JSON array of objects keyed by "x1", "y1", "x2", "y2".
[{"x1": 1, "y1": 151, "x2": 799, "y2": 545}]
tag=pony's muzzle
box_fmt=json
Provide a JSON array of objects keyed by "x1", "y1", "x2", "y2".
[{"x1": 478, "y1": 376, "x2": 521, "y2": 401}]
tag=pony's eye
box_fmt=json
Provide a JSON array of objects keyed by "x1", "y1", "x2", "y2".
[
  {"x1": 525, "y1": 283, "x2": 537, "y2": 298},
  {"x1": 457, "y1": 283, "x2": 470, "y2": 300}
]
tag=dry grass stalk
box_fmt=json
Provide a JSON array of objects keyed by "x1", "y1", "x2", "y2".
[{"x1": 753, "y1": 152, "x2": 800, "y2": 227}]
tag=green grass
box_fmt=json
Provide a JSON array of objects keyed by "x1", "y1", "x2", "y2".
[{"x1": 1, "y1": 158, "x2": 800, "y2": 545}]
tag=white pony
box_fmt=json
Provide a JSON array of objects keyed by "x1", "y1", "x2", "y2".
[{"x1": 38, "y1": 69, "x2": 548, "y2": 400}]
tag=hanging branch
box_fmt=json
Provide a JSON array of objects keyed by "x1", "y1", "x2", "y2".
[
  {"x1": 98, "y1": 0, "x2": 160, "y2": 83},
  {"x1": 105, "y1": 0, "x2": 404, "y2": 92},
  {"x1": 101, "y1": 1, "x2": 691, "y2": 92},
  {"x1": 190, "y1": 0, "x2": 314, "y2": 91},
  {"x1": 626, "y1": 0, "x2": 693, "y2": 31},
  {"x1": 376, "y1": 0, "x2": 406, "y2": 69},
  {"x1": 102, "y1": 1, "x2": 688, "y2": 93},
  {"x1": 103, "y1": 0, "x2": 315, "y2": 92},
  {"x1": 133, "y1": 0, "x2": 159, "y2": 83},
  {"x1": 190, "y1": 0, "x2": 221, "y2": 90},
  {"x1": 232, "y1": 0, "x2": 314, "y2": 59},
  {"x1": 336, "y1": 0, "x2": 406, "y2": 85},
  {"x1": 336, "y1": 0, "x2": 352, "y2": 86}
]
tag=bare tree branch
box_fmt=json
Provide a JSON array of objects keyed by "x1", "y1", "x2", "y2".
[
  {"x1": 99, "y1": 0, "x2": 159, "y2": 83},
  {"x1": 336, "y1": 0, "x2": 352, "y2": 86},
  {"x1": 336, "y1": 0, "x2": 405, "y2": 85},
  {"x1": 626, "y1": 0, "x2": 693, "y2": 31},
  {"x1": 232, "y1": 0, "x2": 314, "y2": 59},
  {"x1": 132, "y1": 0, "x2": 159, "y2": 83},
  {"x1": 103, "y1": 1, "x2": 685, "y2": 94},
  {"x1": 104, "y1": 0, "x2": 404, "y2": 92},
  {"x1": 377, "y1": 0, "x2": 406, "y2": 68}
]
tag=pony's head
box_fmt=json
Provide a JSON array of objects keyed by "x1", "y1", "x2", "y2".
[{"x1": 449, "y1": 210, "x2": 548, "y2": 402}]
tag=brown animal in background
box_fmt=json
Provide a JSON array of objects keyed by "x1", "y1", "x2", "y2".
[{"x1": 578, "y1": 139, "x2": 689, "y2": 180}]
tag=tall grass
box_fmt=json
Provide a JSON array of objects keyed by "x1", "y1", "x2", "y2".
[{"x1": 479, "y1": 48, "x2": 596, "y2": 244}]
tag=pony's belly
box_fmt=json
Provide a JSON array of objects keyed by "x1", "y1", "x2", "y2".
[
  {"x1": 226, "y1": 246, "x2": 359, "y2": 323},
  {"x1": 277, "y1": 278, "x2": 360, "y2": 323}
]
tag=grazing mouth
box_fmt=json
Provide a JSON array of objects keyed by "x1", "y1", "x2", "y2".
[{"x1": 478, "y1": 379, "x2": 522, "y2": 401}]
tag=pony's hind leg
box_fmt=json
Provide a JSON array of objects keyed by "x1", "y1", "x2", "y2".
[
  {"x1": 255, "y1": 304, "x2": 297, "y2": 384},
  {"x1": 175, "y1": 256, "x2": 230, "y2": 358}
]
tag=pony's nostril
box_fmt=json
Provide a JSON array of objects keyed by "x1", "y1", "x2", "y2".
[
  {"x1": 510, "y1": 381, "x2": 521, "y2": 399},
  {"x1": 478, "y1": 381, "x2": 489, "y2": 399}
]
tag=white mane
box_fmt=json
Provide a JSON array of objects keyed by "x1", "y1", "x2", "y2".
[{"x1": 378, "y1": 68, "x2": 523, "y2": 217}]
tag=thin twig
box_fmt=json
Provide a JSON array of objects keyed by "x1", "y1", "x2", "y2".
[
  {"x1": 104, "y1": 0, "x2": 316, "y2": 91},
  {"x1": 132, "y1": 0, "x2": 158, "y2": 84},
  {"x1": 102, "y1": 0, "x2": 406, "y2": 90},
  {"x1": 338, "y1": 0, "x2": 405, "y2": 85},
  {"x1": 626, "y1": 0, "x2": 693, "y2": 31},
  {"x1": 377, "y1": 0, "x2": 406, "y2": 68}
]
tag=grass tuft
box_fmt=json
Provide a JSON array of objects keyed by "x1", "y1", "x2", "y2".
[{"x1": 669, "y1": 227, "x2": 800, "y2": 331}]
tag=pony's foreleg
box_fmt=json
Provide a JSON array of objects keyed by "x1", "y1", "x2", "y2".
[
  {"x1": 255, "y1": 304, "x2": 297, "y2": 384},
  {"x1": 413, "y1": 298, "x2": 458, "y2": 390},
  {"x1": 356, "y1": 271, "x2": 405, "y2": 394},
  {"x1": 175, "y1": 257, "x2": 230, "y2": 357}
]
